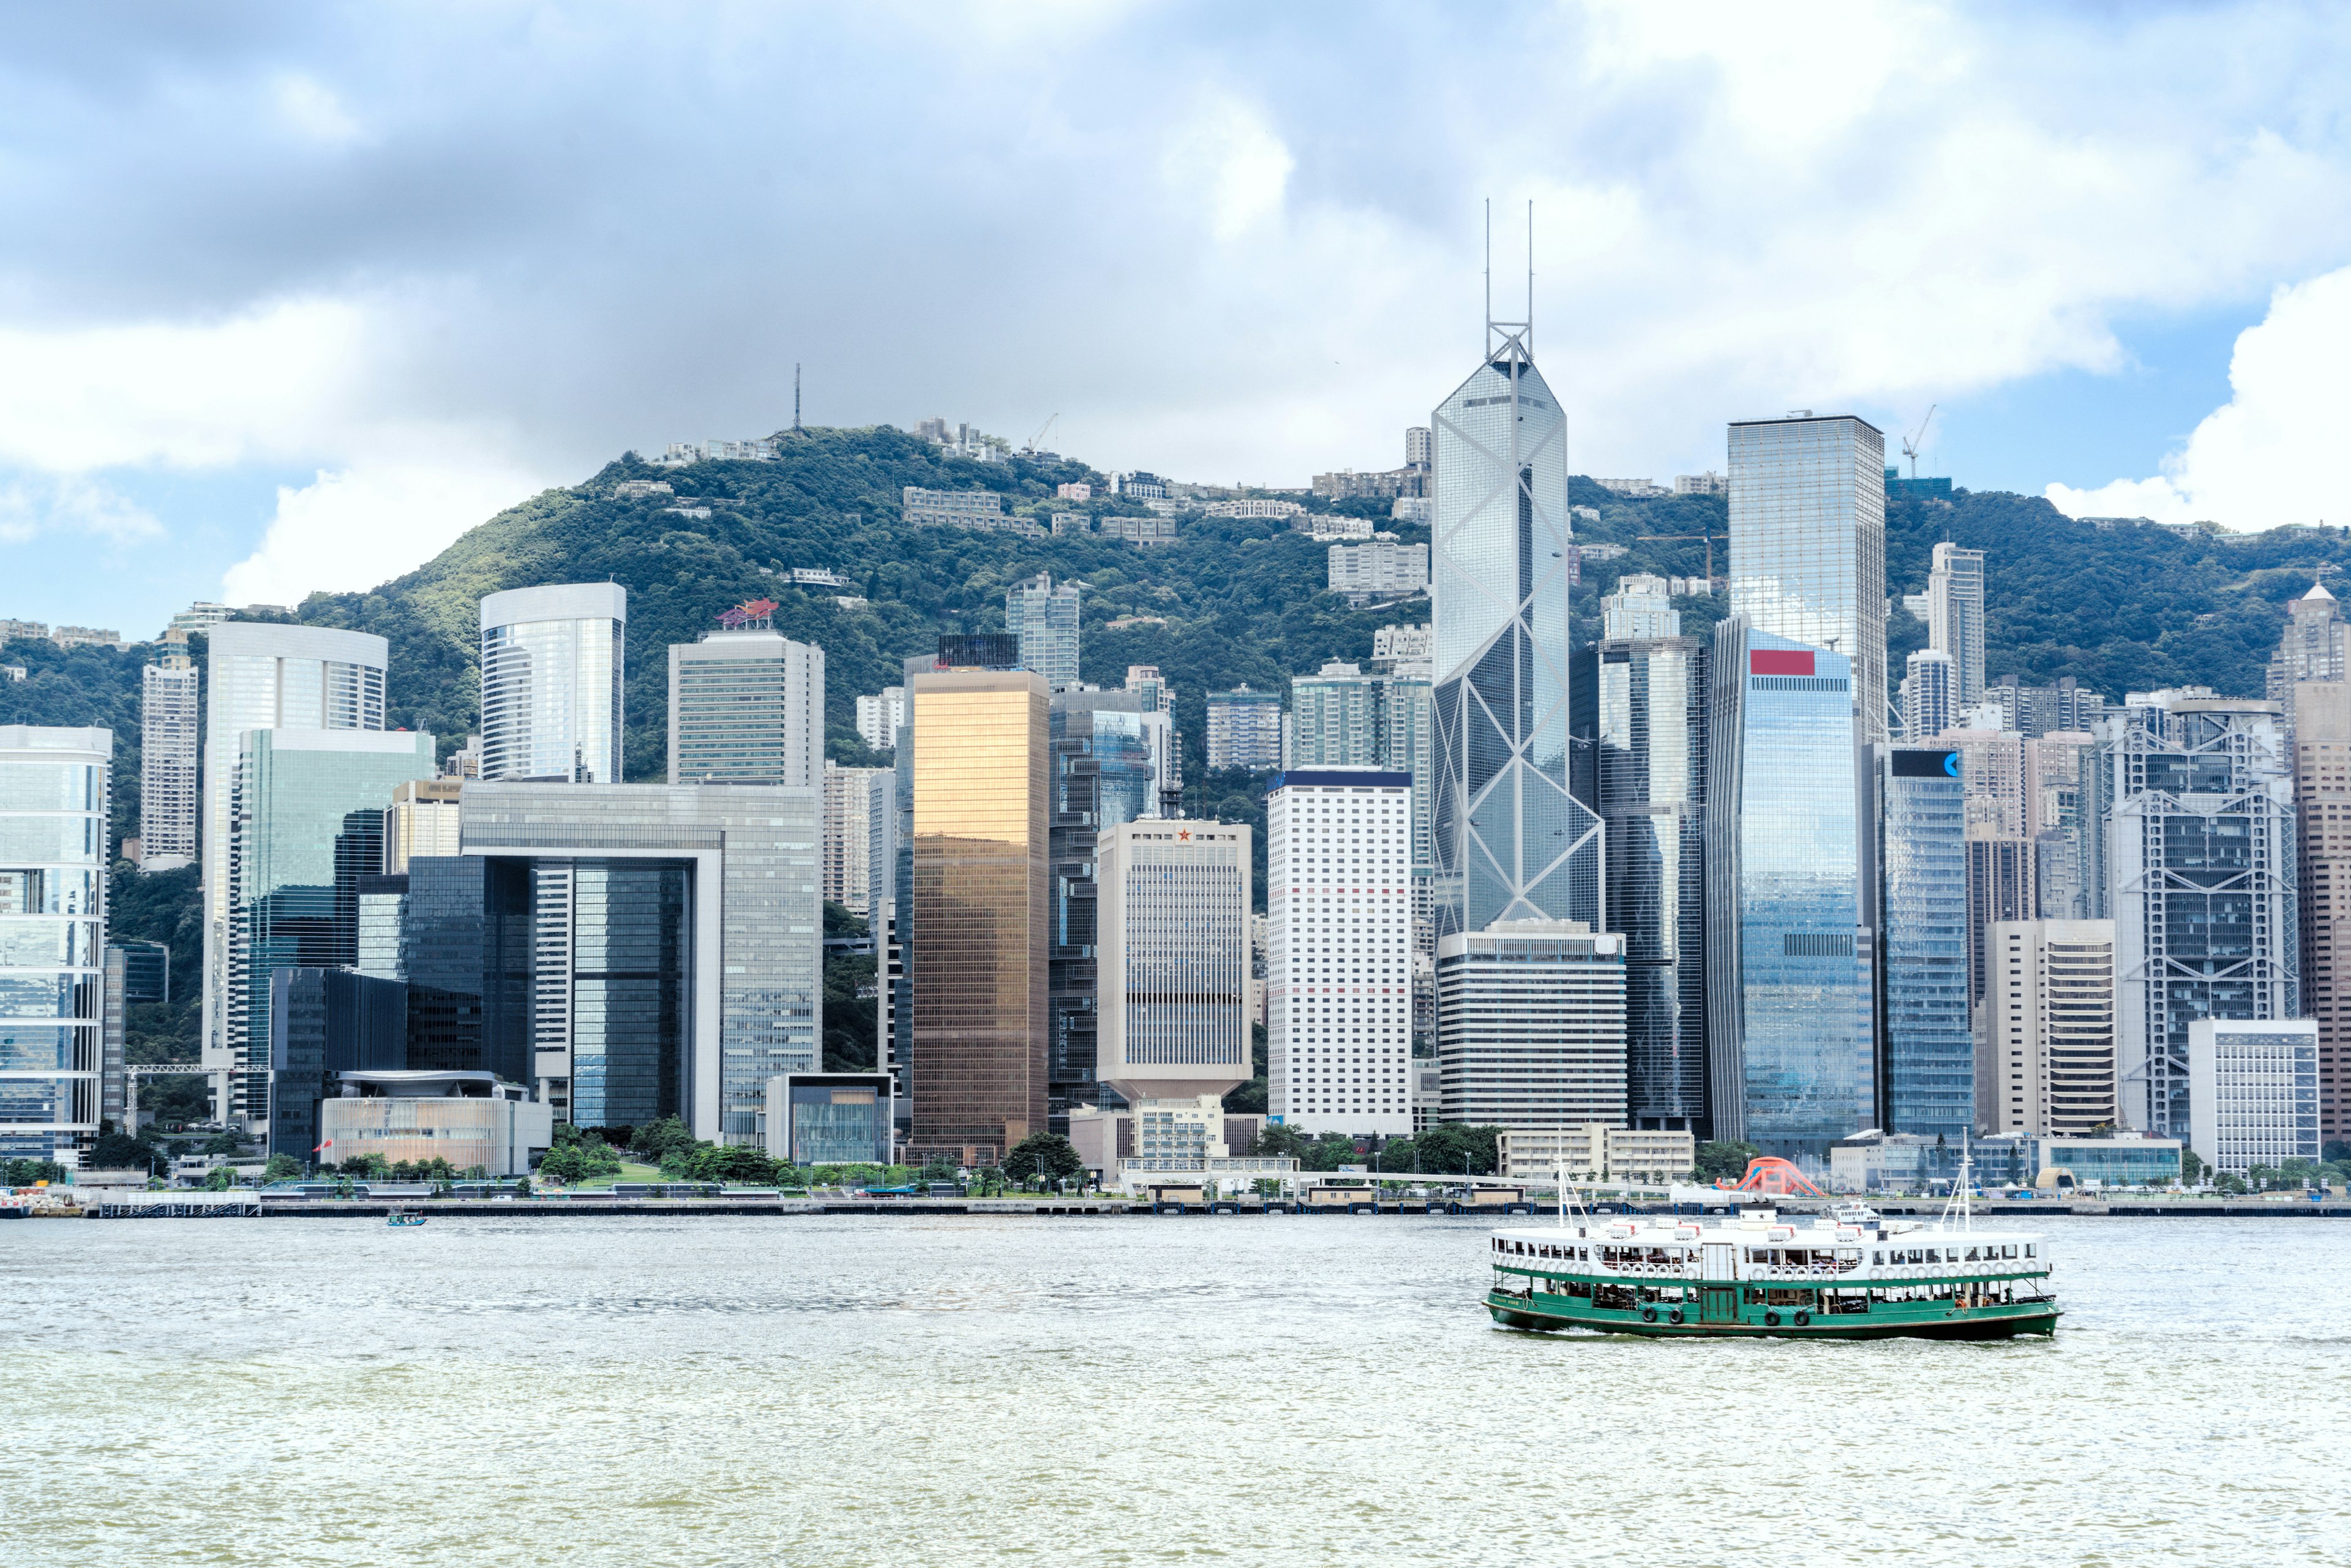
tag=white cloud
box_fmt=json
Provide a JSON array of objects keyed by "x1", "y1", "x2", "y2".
[
  {"x1": 2047, "y1": 264, "x2": 2351, "y2": 529},
  {"x1": 222, "y1": 456, "x2": 546, "y2": 606},
  {"x1": 1161, "y1": 95, "x2": 1294, "y2": 242},
  {"x1": 0, "y1": 476, "x2": 164, "y2": 546}
]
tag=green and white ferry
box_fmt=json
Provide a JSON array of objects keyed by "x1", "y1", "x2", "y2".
[{"x1": 1485, "y1": 1188, "x2": 2059, "y2": 1340}]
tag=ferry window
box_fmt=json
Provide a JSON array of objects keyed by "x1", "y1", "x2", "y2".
[
  {"x1": 1965, "y1": 1247, "x2": 1980, "y2": 1262},
  {"x1": 1872, "y1": 1250, "x2": 1884, "y2": 1264},
  {"x1": 2025, "y1": 1245, "x2": 2036, "y2": 1258},
  {"x1": 2003, "y1": 1245, "x2": 2016, "y2": 1259},
  {"x1": 1925, "y1": 1249, "x2": 1941, "y2": 1264},
  {"x1": 1907, "y1": 1249, "x2": 1924, "y2": 1264}
]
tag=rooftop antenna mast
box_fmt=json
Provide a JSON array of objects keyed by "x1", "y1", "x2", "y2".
[{"x1": 793, "y1": 364, "x2": 803, "y2": 433}]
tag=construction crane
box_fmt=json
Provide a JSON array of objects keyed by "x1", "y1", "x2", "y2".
[
  {"x1": 1902, "y1": 405, "x2": 1937, "y2": 479},
  {"x1": 1024, "y1": 413, "x2": 1060, "y2": 454},
  {"x1": 1637, "y1": 533, "x2": 1720, "y2": 587}
]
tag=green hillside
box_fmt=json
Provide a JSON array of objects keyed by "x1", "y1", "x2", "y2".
[{"x1": 10, "y1": 427, "x2": 2351, "y2": 831}]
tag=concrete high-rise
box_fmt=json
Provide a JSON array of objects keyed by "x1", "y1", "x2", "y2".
[
  {"x1": 1205, "y1": 687, "x2": 1284, "y2": 771},
  {"x1": 0, "y1": 727, "x2": 110, "y2": 1161},
  {"x1": 1704, "y1": 622, "x2": 1872, "y2": 1166},
  {"x1": 479, "y1": 583, "x2": 627, "y2": 784},
  {"x1": 1981, "y1": 920, "x2": 2117, "y2": 1138},
  {"x1": 1877, "y1": 745, "x2": 1972, "y2": 1138},
  {"x1": 200, "y1": 622, "x2": 388, "y2": 1110},
  {"x1": 855, "y1": 687, "x2": 907, "y2": 754},
  {"x1": 1927, "y1": 543, "x2": 1987, "y2": 709},
  {"x1": 823, "y1": 761, "x2": 891, "y2": 916},
  {"x1": 667, "y1": 621, "x2": 823, "y2": 787},
  {"x1": 2088, "y1": 689, "x2": 2298, "y2": 1138},
  {"x1": 1095, "y1": 819, "x2": 1251, "y2": 1103},
  {"x1": 1286, "y1": 659, "x2": 1433, "y2": 884},
  {"x1": 2268, "y1": 582, "x2": 2346, "y2": 713},
  {"x1": 383, "y1": 779, "x2": 462, "y2": 873},
  {"x1": 1901, "y1": 650, "x2": 1954, "y2": 743},
  {"x1": 907, "y1": 667, "x2": 1049, "y2": 1164},
  {"x1": 2289, "y1": 678, "x2": 2351, "y2": 1145},
  {"x1": 1266, "y1": 769, "x2": 1413, "y2": 1134},
  {"x1": 1589, "y1": 585, "x2": 1708, "y2": 1131},
  {"x1": 1429, "y1": 304, "x2": 1600, "y2": 937},
  {"x1": 1727, "y1": 415, "x2": 1889, "y2": 745},
  {"x1": 1006, "y1": 574, "x2": 1081, "y2": 690},
  {"x1": 138, "y1": 651, "x2": 200, "y2": 870},
  {"x1": 1436, "y1": 920, "x2": 1627, "y2": 1131},
  {"x1": 226, "y1": 729, "x2": 436, "y2": 1130}
]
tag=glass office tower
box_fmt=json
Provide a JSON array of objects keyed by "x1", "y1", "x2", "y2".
[
  {"x1": 226, "y1": 729, "x2": 437, "y2": 1127},
  {"x1": 1878, "y1": 744, "x2": 1973, "y2": 1138},
  {"x1": 1430, "y1": 318, "x2": 1600, "y2": 937},
  {"x1": 201, "y1": 622, "x2": 388, "y2": 1116},
  {"x1": 1728, "y1": 415, "x2": 1889, "y2": 745},
  {"x1": 1045, "y1": 690, "x2": 1168, "y2": 1127},
  {"x1": 479, "y1": 583, "x2": 628, "y2": 784},
  {"x1": 1007, "y1": 574, "x2": 1081, "y2": 690},
  {"x1": 2088, "y1": 690, "x2": 2298, "y2": 1138},
  {"x1": 0, "y1": 726, "x2": 110, "y2": 1160},
  {"x1": 1704, "y1": 621, "x2": 1872, "y2": 1165},
  {"x1": 908, "y1": 668, "x2": 1049, "y2": 1163},
  {"x1": 1592, "y1": 613, "x2": 1709, "y2": 1131}
]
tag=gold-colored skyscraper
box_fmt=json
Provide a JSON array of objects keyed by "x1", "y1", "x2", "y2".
[{"x1": 909, "y1": 667, "x2": 1049, "y2": 1164}]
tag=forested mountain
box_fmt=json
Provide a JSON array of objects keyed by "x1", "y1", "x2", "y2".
[{"x1": 9, "y1": 426, "x2": 2350, "y2": 838}]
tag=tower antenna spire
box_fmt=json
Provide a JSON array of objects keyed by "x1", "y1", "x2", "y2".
[
  {"x1": 1483, "y1": 197, "x2": 1492, "y2": 353},
  {"x1": 793, "y1": 363, "x2": 802, "y2": 433},
  {"x1": 1526, "y1": 198, "x2": 1534, "y2": 356}
]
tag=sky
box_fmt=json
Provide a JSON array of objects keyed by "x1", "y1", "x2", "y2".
[{"x1": 7, "y1": 1, "x2": 2351, "y2": 637}]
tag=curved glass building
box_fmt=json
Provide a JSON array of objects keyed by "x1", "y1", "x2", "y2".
[
  {"x1": 480, "y1": 583, "x2": 628, "y2": 784},
  {"x1": 1429, "y1": 319, "x2": 1600, "y2": 939}
]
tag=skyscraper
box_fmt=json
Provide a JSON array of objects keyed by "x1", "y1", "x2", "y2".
[
  {"x1": 1591, "y1": 582, "x2": 1708, "y2": 1131},
  {"x1": 1286, "y1": 659, "x2": 1433, "y2": 902},
  {"x1": 1046, "y1": 689, "x2": 1172, "y2": 1125},
  {"x1": 1429, "y1": 300, "x2": 1600, "y2": 937},
  {"x1": 1901, "y1": 649, "x2": 1954, "y2": 742},
  {"x1": 1006, "y1": 573, "x2": 1081, "y2": 689},
  {"x1": 2088, "y1": 689, "x2": 2298, "y2": 1138},
  {"x1": 138, "y1": 650, "x2": 199, "y2": 870},
  {"x1": 1095, "y1": 819, "x2": 1251, "y2": 1104},
  {"x1": 1704, "y1": 621, "x2": 1872, "y2": 1165},
  {"x1": 2289, "y1": 677, "x2": 2351, "y2": 1146},
  {"x1": 1266, "y1": 769, "x2": 1412, "y2": 1134},
  {"x1": 479, "y1": 583, "x2": 627, "y2": 784},
  {"x1": 666, "y1": 620, "x2": 823, "y2": 786},
  {"x1": 383, "y1": 779, "x2": 462, "y2": 873},
  {"x1": 856, "y1": 686, "x2": 907, "y2": 753},
  {"x1": 460, "y1": 782, "x2": 822, "y2": 1140},
  {"x1": 1727, "y1": 415, "x2": 1889, "y2": 745},
  {"x1": 1877, "y1": 745, "x2": 1972, "y2": 1138},
  {"x1": 0, "y1": 726, "x2": 110, "y2": 1161},
  {"x1": 226, "y1": 729, "x2": 437, "y2": 1129},
  {"x1": 2268, "y1": 581, "x2": 2346, "y2": 711},
  {"x1": 201, "y1": 622, "x2": 388, "y2": 1110},
  {"x1": 1927, "y1": 542, "x2": 1987, "y2": 709},
  {"x1": 907, "y1": 667, "x2": 1049, "y2": 1164}
]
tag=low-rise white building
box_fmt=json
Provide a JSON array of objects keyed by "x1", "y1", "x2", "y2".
[
  {"x1": 1495, "y1": 1125, "x2": 1695, "y2": 1184},
  {"x1": 318, "y1": 1071, "x2": 552, "y2": 1178},
  {"x1": 2189, "y1": 1019, "x2": 2320, "y2": 1174}
]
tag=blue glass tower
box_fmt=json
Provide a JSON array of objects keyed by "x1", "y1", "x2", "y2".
[
  {"x1": 1878, "y1": 745, "x2": 1973, "y2": 1137},
  {"x1": 1704, "y1": 621, "x2": 1873, "y2": 1164},
  {"x1": 1430, "y1": 301, "x2": 1600, "y2": 938}
]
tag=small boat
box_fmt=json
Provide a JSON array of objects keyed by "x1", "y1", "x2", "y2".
[
  {"x1": 386, "y1": 1208, "x2": 427, "y2": 1228},
  {"x1": 1829, "y1": 1200, "x2": 1881, "y2": 1226}
]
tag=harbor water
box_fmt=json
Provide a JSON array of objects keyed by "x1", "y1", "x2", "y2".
[{"x1": 6, "y1": 1214, "x2": 2346, "y2": 1566}]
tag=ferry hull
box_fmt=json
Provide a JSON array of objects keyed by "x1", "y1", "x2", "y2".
[{"x1": 1487, "y1": 1291, "x2": 2058, "y2": 1341}]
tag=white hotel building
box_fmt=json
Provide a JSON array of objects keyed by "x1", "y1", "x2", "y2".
[
  {"x1": 2189, "y1": 1019, "x2": 2320, "y2": 1174},
  {"x1": 1267, "y1": 769, "x2": 1413, "y2": 1134}
]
